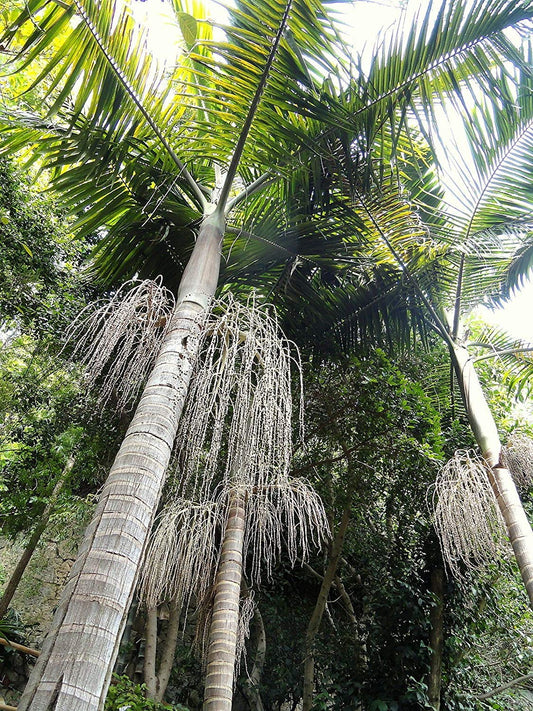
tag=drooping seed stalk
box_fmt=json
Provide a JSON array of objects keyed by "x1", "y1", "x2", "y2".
[
  {"x1": 432, "y1": 449, "x2": 507, "y2": 580},
  {"x1": 139, "y1": 296, "x2": 329, "y2": 708}
]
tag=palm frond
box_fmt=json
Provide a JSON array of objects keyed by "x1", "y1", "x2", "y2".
[{"x1": 471, "y1": 324, "x2": 533, "y2": 397}]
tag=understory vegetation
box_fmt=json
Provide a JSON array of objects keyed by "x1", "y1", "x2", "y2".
[{"x1": 1, "y1": 0, "x2": 533, "y2": 709}]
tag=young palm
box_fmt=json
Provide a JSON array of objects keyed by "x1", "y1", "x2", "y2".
[{"x1": 2, "y1": 0, "x2": 533, "y2": 709}]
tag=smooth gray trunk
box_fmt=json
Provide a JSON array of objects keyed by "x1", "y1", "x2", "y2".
[
  {"x1": 143, "y1": 600, "x2": 181, "y2": 703},
  {"x1": 17, "y1": 217, "x2": 223, "y2": 711},
  {"x1": 451, "y1": 344, "x2": 533, "y2": 606}
]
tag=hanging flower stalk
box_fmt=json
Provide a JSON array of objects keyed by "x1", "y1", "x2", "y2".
[
  {"x1": 64, "y1": 278, "x2": 175, "y2": 410},
  {"x1": 431, "y1": 449, "x2": 508, "y2": 581},
  {"x1": 139, "y1": 294, "x2": 329, "y2": 710},
  {"x1": 502, "y1": 436, "x2": 533, "y2": 492}
]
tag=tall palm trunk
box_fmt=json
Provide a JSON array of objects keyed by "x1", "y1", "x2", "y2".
[
  {"x1": 203, "y1": 493, "x2": 247, "y2": 711},
  {"x1": 451, "y1": 343, "x2": 533, "y2": 606},
  {"x1": 18, "y1": 216, "x2": 224, "y2": 711},
  {"x1": 0, "y1": 455, "x2": 75, "y2": 620}
]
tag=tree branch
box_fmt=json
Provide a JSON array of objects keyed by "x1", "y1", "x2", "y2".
[
  {"x1": 475, "y1": 673, "x2": 533, "y2": 701},
  {"x1": 0, "y1": 637, "x2": 40, "y2": 657}
]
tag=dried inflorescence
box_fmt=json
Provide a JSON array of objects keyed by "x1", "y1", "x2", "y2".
[
  {"x1": 431, "y1": 449, "x2": 507, "y2": 581},
  {"x1": 139, "y1": 498, "x2": 221, "y2": 614},
  {"x1": 235, "y1": 591, "x2": 256, "y2": 679},
  {"x1": 64, "y1": 278, "x2": 175, "y2": 410},
  {"x1": 139, "y1": 294, "x2": 329, "y2": 652},
  {"x1": 244, "y1": 477, "x2": 330, "y2": 584},
  {"x1": 172, "y1": 292, "x2": 303, "y2": 502},
  {"x1": 501, "y1": 435, "x2": 533, "y2": 491}
]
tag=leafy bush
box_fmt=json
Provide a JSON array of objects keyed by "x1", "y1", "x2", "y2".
[{"x1": 105, "y1": 675, "x2": 189, "y2": 711}]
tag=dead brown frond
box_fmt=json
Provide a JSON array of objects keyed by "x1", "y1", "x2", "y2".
[
  {"x1": 431, "y1": 450, "x2": 507, "y2": 581},
  {"x1": 502, "y1": 436, "x2": 533, "y2": 491},
  {"x1": 64, "y1": 278, "x2": 174, "y2": 410}
]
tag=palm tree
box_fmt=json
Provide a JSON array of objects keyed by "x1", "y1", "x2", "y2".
[
  {"x1": 1, "y1": 0, "x2": 533, "y2": 708},
  {"x1": 277, "y1": 56, "x2": 533, "y2": 610},
  {"x1": 138, "y1": 295, "x2": 330, "y2": 709}
]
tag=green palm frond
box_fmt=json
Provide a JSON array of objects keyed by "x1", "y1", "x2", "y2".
[
  {"x1": 344, "y1": 0, "x2": 533, "y2": 161},
  {"x1": 250, "y1": 169, "x2": 451, "y2": 350},
  {"x1": 503, "y1": 239, "x2": 533, "y2": 296},
  {"x1": 471, "y1": 325, "x2": 533, "y2": 396},
  {"x1": 414, "y1": 47, "x2": 533, "y2": 320}
]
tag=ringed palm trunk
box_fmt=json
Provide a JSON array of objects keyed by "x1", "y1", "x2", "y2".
[
  {"x1": 451, "y1": 343, "x2": 533, "y2": 606},
  {"x1": 18, "y1": 214, "x2": 224, "y2": 711},
  {"x1": 203, "y1": 493, "x2": 247, "y2": 711}
]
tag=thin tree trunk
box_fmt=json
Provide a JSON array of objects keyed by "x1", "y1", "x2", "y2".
[
  {"x1": 154, "y1": 599, "x2": 181, "y2": 703},
  {"x1": 241, "y1": 593, "x2": 266, "y2": 711},
  {"x1": 143, "y1": 605, "x2": 158, "y2": 699},
  {"x1": 451, "y1": 344, "x2": 533, "y2": 606},
  {"x1": 0, "y1": 455, "x2": 75, "y2": 620},
  {"x1": 203, "y1": 494, "x2": 246, "y2": 711},
  {"x1": 17, "y1": 216, "x2": 224, "y2": 711},
  {"x1": 333, "y1": 574, "x2": 356, "y2": 625},
  {"x1": 302, "y1": 501, "x2": 351, "y2": 711},
  {"x1": 142, "y1": 600, "x2": 181, "y2": 703},
  {"x1": 428, "y1": 568, "x2": 444, "y2": 711}
]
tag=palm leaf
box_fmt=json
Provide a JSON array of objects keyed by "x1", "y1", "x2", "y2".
[{"x1": 471, "y1": 325, "x2": 533, "y2": 397}]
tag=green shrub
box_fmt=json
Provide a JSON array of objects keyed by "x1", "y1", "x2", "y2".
[{"x1": 104, "y1": 675, "x2": 189, "y2": 711}]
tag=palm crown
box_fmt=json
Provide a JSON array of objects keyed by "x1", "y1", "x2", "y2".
[{"x1": 2, "y1": 0, "x2": 533, "y2": 291}]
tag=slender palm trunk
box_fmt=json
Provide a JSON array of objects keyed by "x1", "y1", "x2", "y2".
[
  {"x1": 0, "y1": 456, "x2": 75, "y2": 620},
  {"x1": 428, "y1": 568, "x2": 444, "y2": 711},
  {"x1": 203, "y1": 494, "x2": 246, "y2": 711},
  {"x1": 302, "y1": 502, "x2": 351, "y2": 711},
  {"x1": 451, "y1": 344, "x2": 533, "y2": 606},
  {"x1": 18, "y1": 216, "x2": 224, "y2": 711}
]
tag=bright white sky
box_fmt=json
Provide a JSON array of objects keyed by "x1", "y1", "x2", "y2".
[{"x1": 135, "y1": 0, "x2": 533, "y2": 345}]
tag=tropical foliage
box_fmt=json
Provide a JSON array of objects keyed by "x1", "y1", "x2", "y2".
[{"x1": 1, "y1": 0, "x2": 533, "y2": 709}]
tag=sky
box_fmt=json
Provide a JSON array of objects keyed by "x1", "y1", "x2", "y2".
[{"x1": 134, "y1": 0, "x2": 533, "y2": 346}]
